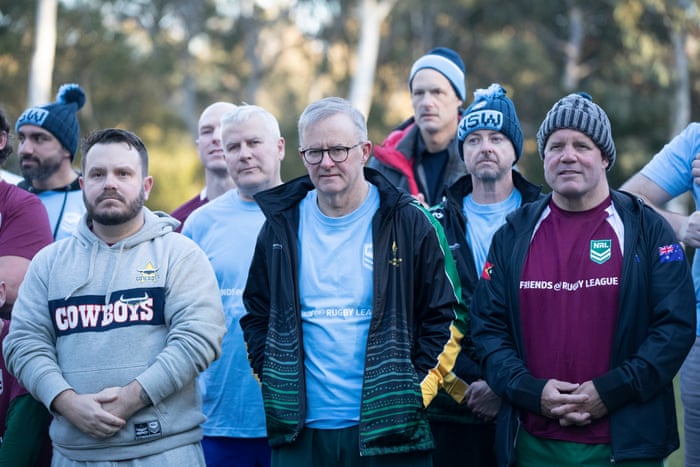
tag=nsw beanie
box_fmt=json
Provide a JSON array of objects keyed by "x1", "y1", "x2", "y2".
[
  {"x1": 536, "y1": 92, "x2": 616, "y2": 170},
  {"x1": 16, "y1": 83, "x2": 87, "y2": 160},
  {"x1": 409, "y1": 47, "x2": 466, "y2": 101},
  {"x1": 457, "y1": 83, "x2": 523, "y2": 162}
]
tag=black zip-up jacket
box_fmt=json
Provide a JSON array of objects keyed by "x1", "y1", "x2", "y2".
[
  {"x1": 471, "y1": 190, "x2": 696, "y2": 466},
  {"x1": 241, "y1": 168, "x2": 468, "y2": 456},
  {"x1": 428, "y1": 170, "x2": 543, "y2": 423}
]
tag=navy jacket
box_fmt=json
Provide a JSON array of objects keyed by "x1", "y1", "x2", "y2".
[{"x1": 471, "y1": 190, "x2": 695, "y2": 465}]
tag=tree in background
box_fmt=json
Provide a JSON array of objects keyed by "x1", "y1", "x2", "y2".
[
  {"x1": 0, "y1": 0, "x2": 697, "y2": 213},
  {"x1": 28, "y1": 0, "x2": 56, "y2": 106}
]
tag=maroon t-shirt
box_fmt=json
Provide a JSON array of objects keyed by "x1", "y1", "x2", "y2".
[
  {"x1": 519, "y1": 197, "x2": 622, "y2": 444},
  {"x1": 170, "y1": 193, "x2": 208, "y2": 233},
  {"x1": 0, "y1": 320, "x2": 28, "y2": 429},
  {"x1": 0, "y1": 181, "x2": 52, "y2": 258}
]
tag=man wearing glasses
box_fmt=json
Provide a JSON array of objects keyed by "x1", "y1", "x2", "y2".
[{"x1": 241, "y1": 97, "x2": 467, "y2": 466}]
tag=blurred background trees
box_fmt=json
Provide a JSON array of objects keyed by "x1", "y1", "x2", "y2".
[{"x1": 0, "y1": 0, "x2": 698, "y2": 212}]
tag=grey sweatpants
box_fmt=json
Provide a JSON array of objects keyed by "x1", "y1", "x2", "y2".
[{"x1": 51, "y1": 442, "x2": 205, "y2": 467}]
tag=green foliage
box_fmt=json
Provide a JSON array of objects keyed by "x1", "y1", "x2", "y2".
[{"x1": 1, "y1": 0, "x2": 698, "y2": 211}]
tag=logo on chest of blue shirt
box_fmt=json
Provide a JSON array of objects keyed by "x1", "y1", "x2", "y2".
[
  {"x1": 363, "y1": 244, "x2": 373, "y2": 270},
  {"x1": 590, "y1": 239, "x2": 612, "y2": 264}
]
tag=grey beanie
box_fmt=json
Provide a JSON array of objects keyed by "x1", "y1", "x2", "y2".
[{"x1": 536, "y1": 92, "x2": 616, "y2": 170}]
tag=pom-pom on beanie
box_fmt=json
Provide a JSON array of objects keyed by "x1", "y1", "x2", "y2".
[
  {"x1": 16, "y1": 83, "x2": 87, "y2": 160},
  {"x1": 536, "y1": 92, "x2": 616, "y2": 170},
  {"x1": 409, "y1": 47, "x2": 466, "y2": 101},
  {"x1": 457, "y1": 83, "x2": 523, "y2": 162}
]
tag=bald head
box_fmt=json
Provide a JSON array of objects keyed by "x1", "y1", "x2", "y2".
[
  {"x1": 198, "y1": 102, "x2": 238, "y2": 130},
  {"x1": 197, "y1": 102, "x2": 237, "y2": 172}
]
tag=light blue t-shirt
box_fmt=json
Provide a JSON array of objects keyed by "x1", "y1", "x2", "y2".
[
  {"x1": 38, "y1": 189, "x2": 85, "y2": 240},
  {"x1": 181, "y1": 189, "x2": 267, "y2": 437},
  {"x1": 463, "y1": 188, "x2": 522, "y2": 274},
  {"x1": 298, "y1": 184, "x2": 379, "y2": 429},
  {"x1": 640, "y1": 122, "x2": 700, "y2": 335}
]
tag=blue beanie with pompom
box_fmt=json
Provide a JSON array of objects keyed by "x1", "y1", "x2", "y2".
[
  {"x1": 16, "y1": 83, "x2": 87, "y2": 160},
  {"x1": 457, "y1": 83, "x2": 523, "y2": 163}
]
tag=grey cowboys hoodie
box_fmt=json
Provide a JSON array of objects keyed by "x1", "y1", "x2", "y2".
[{"x1": 3, "y1": 208, "x2": 226, "y2": 461}]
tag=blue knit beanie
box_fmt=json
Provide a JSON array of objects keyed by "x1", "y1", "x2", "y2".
[
  {"x1": 16, "y1": 83, "x2": 86, "y2": 160},
  {"x1": 409, "y1": 47, "x2": 466, "y2": 101},
  {"x1": 536, "y1": 92, "x2": 616, "y2": 170},
  {"x1": 457, "y1": 83, "x2": 523, "y2": 162}
]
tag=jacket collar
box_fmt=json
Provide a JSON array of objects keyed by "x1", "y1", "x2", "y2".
[
  {"x1": 254, "y1": 167, "x2": 413, "y2": 219},
  {"x1": 445, "y1": 170, "x2": 542, "y2": 208}
]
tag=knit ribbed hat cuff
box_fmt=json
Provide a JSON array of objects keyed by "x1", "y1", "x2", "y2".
[{"x1": 409, "y1": 55, "x2": 466, "y2": 101}]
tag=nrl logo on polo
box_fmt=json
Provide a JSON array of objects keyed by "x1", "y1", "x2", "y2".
[{"x1": 590, "y1": 239, "x2": 612, "y2": 264}]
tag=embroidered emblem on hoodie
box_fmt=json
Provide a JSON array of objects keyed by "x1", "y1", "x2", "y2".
[
  {"x1": 136, "y1": 262, "x2": 160, "y2": 283},
  {"x1": 135, "y1": 420, "x2": 162, "y2": 440}
]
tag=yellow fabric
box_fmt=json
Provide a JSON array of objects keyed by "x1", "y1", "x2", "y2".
[
  {"x1": 442, "y1": 371, "x2": 469, "y2": 404},
  {"x1": 421, "y1": 323, "x2": 464, "y2": 407}
]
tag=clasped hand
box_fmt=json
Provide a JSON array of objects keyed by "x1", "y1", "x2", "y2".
[
  {"x1": 541, "y1": 379, "x2": 608, "y2": 426},
  {"x1": 465, "y1": 379, "x2": 501, "y2": 422},
  {"x1": 52, "y1": 381, "x2": 147, "y2": 439}
]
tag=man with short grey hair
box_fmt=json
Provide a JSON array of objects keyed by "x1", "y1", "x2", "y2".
[
  {"x1": 241, "y1": 97, "x2": 467, "y2": 466},
  {"x1": 182, "y1": 104, "x2": 285, "y2": 467}
]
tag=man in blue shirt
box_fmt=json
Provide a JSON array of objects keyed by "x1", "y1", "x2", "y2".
[
  {"x1": 241, "y1": 97, "x2": 467, "y2": 466},
  {"x1": 182, "y1": 105, "x2": 285, "y2": 467},
  {"x1": 431, "y1": 83, "x2": 542, "y2": 467}
]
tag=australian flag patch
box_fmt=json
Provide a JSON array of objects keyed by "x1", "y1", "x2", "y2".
[{"x1": 658, "y1": 243, "x2": 684, "y2": 263}]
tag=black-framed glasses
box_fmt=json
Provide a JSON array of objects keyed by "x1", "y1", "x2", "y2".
[{"x1": 299, "y1": 142, "x2": 363, "y2": 165}]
